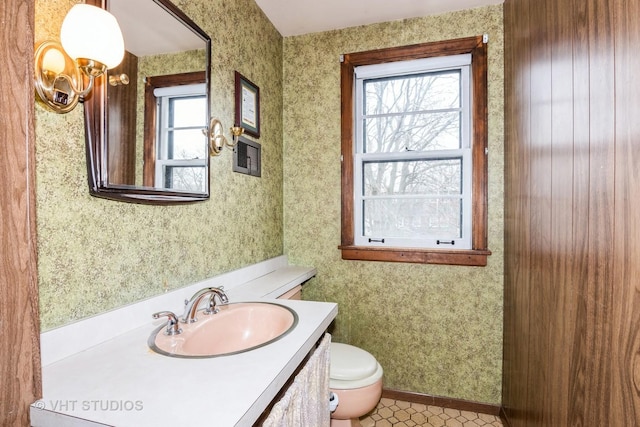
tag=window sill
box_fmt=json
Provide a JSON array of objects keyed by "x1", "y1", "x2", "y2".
[{"x1": 338, "y1": 245, "x2": 491, "y2": 267}]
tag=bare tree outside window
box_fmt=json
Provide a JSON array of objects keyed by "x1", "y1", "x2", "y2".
[
  {"x1": 165, "y1": 165, "x2": 206, "y2": 192},
  {"x1": 361, "y1": 70, "x2": 465, "y2": 240},
  {"x1": 363, "y1": 71, "x2": 461, "y2": 152}
]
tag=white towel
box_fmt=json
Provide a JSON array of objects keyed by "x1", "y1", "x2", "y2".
[{"x1": 262, "y1": 333, "x2": 331, "y2": 427}]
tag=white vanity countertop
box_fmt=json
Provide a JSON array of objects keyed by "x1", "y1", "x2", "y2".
[{"x1": 31, "y1": 259, "x2": 338, "y2": 427}]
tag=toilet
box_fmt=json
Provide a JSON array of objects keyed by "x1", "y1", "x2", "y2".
[{"x1": 329, "y1": 342, "x2": 383, "y2": 427}]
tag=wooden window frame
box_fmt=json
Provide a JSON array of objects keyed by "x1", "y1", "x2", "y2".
[{"x1": 339, "y1": 36, "x2": 491, "y2": 266}]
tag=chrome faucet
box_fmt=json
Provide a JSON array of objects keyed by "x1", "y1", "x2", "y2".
[{"x1": 181, "y1": 287, "x2": 229, "y2": 323}]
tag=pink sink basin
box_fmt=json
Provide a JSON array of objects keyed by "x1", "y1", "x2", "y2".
[{"x1": 149, "y1": 302, "x2": 298, "y2": 358}]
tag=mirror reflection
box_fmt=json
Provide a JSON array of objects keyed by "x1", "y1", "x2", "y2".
[{"x1": 84, "y1": 0, "x2": 211, "y2": 203}]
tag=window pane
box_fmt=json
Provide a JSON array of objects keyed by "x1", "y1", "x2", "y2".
[
  {"x1": 170, "y1": 96, "x2": 207, "y2": 127},
  {"x1": 364, "y1": 70, "x2": 460, "y2": 116},
  {"x1": 363, "y1": 159, "x2": 462, "y2": 196},
  {"x1": 364, "y1": 111, "x2": 460, "y2": 152},
  {"x1": 168, "y1": 129, "x2": 207, "y2": 159},
  {"x1": 363, "y1": 198, "x2": 462, "y2": 239},
  {"x1": 164, "y1": 166, "x2": 206, "y2": 192}
]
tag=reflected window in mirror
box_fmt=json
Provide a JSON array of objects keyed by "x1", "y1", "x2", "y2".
[
  {"x1": 143, "y1": 72, "x2": 207, "y2": 191},
  {"x1": 155, "y1": 83, "x2": 207, "y2": 191}
]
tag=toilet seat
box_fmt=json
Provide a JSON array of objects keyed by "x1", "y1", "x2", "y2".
[{"x1": 330, "y1": 343, "x2": 383, "y2": 389}]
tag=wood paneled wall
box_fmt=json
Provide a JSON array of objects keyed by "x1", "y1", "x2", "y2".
[
  {"x1": 0, "y1": 0, "x2": 42, "y2": 426},
  {"x1": 503, "y1": 0, "x2": 640, "y2": 425}
]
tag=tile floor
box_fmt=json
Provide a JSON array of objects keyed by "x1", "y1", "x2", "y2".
[{"x1": 360, "y1": 398, "x2": 503, "y2": 427}]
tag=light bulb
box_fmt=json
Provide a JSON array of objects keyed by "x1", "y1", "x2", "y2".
[{"x1": 60, "y1": 4, "x2": 124, "y2": 69}]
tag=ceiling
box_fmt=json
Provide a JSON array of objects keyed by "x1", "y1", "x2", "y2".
[{"x1": 254, "y1": 0, "x2": 504, "y2": 37}]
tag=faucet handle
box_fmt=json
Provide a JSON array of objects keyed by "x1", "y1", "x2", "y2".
[
  {"x1": 152, "y1": 311, "x2": 182, "y2": 336},
  {"x1": 204, "y1": 287, "x2": 229, "y2": 315},
  {"x1": 216, "y1": 287, "x2": 229, "y2": 304}
]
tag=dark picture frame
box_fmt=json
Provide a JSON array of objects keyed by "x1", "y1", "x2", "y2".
[{"x1": 234, "y1": 71, "x2": 260, "y2": 138}]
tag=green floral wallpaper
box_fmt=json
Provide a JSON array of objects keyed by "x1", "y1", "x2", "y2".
[
  {"x1": 35, "y1": 0, "x2": 283, "y2": 330},
  {"x1": 282, "y1": 5, "x2": 504, "y2": 404}
]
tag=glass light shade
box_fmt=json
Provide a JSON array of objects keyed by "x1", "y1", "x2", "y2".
[{"x1": 60, "y1": 4, "x2": 124, "y2": 70}]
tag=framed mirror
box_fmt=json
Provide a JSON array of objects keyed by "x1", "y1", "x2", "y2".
[{"x1": 84, "y1": 0, "x2": 211, "y2": 204}]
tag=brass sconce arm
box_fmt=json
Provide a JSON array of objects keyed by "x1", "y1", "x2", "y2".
[{"x1": 208, "y1": 119, "x2": 245, "y2": 156}]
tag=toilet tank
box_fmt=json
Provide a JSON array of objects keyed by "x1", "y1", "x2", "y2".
[{"x1": 278, "y1": 285, "x2": 302, "y2": 300}]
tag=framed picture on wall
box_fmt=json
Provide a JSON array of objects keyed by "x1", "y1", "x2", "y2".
[{"x1": 234, "y1": 71, "x2": 260, "y2": 138}]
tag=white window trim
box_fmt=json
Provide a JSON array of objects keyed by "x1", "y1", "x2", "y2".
[{"x1": 353, "y1": 54, "x2": 473, "y2": 250}]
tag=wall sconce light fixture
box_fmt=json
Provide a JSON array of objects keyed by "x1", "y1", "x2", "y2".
[
  {"x1": 34, "y1": 4, "x2": 125, "y2": 113},
  {"x1": 208, "y1": 119, "x2": 245, "y2": 156}
]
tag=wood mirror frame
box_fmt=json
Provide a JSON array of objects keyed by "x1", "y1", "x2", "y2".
[{"x1": 83, "y1": 0, "x2": 211, "y2": 204}]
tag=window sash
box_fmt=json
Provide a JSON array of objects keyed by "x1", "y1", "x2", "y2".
[
  {"x1": 355, "y1": 54, "x2": 471, "y2": 79},
  {"x1": 353, "y1": 57, "x2": 472, "y2": 249},
  {"x1": 155, "y1": 161, "x2": 207, "y2": 192},
  {"x1": 155, "y1": 84, "x2": 207, "y2": 191},
  {"x1": 157, "y1": 96, "x2": 207, "y2": 160}
]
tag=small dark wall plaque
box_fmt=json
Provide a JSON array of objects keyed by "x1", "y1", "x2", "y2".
[
  {"x1": 233, "y1": 136, "x2": 261, "y2": 177},
  {"x1": 234, "y1": 71, "x2": 260, "y2": 138}
]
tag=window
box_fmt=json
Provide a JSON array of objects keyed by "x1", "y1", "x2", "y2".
[
  {"x1": 340, "y1": 36, "x2": 491, "y2": 266},
  {"x1": 143, "y1": 72, "x2": 207, "y2": 193},
  {"x1": 154, "y1": 84, "x2": 207, "y2": 192}
]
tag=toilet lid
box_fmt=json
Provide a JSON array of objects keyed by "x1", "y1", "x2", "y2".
[{"x1": 330, "y1": 343, "x2": 379, "y2": 381}]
